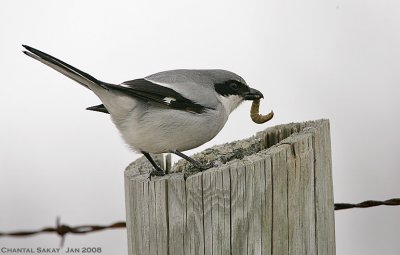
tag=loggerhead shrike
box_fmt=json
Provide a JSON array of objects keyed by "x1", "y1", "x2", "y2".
[{"x1": 22, "y1": 45, "x2": 264, "y2": 176}]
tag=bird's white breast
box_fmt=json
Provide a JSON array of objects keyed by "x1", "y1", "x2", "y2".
[{"x1": 112, "y1": 104, "x2": 228, "y2": 154}]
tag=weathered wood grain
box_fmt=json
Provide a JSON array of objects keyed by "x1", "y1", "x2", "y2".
[
  {"x1": 202, "y1": 166, "x2": 231, "y2": 255},
  {"x1": 270, "y1": 145, "x2": 289, "y2": 255},
  {"x1": 124, "y1": 119, "x2": 335, "y2": 255},
  {"x1": 286, "y1": 133, "x2": 316, "y2": 255},
  {"x1": 185, "y1": 173, "x2": 205, "y2": 255},
  {"x1": 167, "y1": 174, "x2": 186, "y2": 255},
  {"x1": 312, "y1": 121, "x2": 336, "y2": 255},
  {"x1": 155, "y1": 179, "x2": 168, "y2": 253},
  {"x1": 230, "y1": 162, "x2": 247, "y2": 255},
  {"x1": 222, "y1": 167, "x2": 231, "y2": 254},
  {"x1": 202, "y1": 170, "x2": 212, "y2": 255}
]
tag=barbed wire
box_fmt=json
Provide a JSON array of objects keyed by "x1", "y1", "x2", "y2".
[
  {"x1": 334, "y1": 198, "x2": 400, "y2": 211},
  {"x1": 1, "y1": 198, "x2": 400, "y2": 242},
  {"x1": 0, "y1": 217, "x2": 126, "y2": 246}
]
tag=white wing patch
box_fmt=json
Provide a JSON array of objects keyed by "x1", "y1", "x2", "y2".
[
  {"x1": 120, "y1": 83, "x2": 131, "y2": 88},
  {"x1": 163, "y1": 97, "x2": 176, "y2": 104}
]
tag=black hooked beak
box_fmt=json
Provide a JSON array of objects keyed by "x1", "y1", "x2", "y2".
[{"x1": 243, "y1": 88, "x2": 264, "y2": 100}]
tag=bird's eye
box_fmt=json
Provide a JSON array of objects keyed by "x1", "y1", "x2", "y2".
[{"x1": 230, "y1": 83, "x2": 239, "y2": 91}]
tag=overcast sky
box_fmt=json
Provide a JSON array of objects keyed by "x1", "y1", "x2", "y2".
[{"x1": 1, "y1": 0, "x2": 400, "y2": 254}]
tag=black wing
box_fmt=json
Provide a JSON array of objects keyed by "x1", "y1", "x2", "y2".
[{"x1": 105, "y1": 78, "x2": 212, "y2": 114}]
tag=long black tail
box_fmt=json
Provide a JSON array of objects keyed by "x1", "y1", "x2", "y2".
[{"x1": 22, "y1": 45, "x2": 108, "y2": 90}]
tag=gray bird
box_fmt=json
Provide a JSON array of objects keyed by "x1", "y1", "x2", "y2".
[{"x1": 22, "y1": 45, "x2": 263, "y2": 176}]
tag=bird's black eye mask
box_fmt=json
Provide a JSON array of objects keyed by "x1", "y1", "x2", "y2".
[{"x1": 214, "y1": 80, "x2": 250, "y2": 97}]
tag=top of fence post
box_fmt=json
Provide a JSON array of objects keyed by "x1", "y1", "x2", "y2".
[{"x1": 124, "y1": 119, "x2": 335, "y2": 255}]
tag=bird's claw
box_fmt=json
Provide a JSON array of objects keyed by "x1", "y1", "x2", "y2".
[
  {"x1": 195, "y1": 162, "x2": 213, "y2": 171},
  {"x1": 149, "y1": 170, "x2": 165, "y2": 180}
]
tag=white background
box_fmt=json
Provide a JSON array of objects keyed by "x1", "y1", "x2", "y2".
[{"x1": 1, "y1": 0, "x2": 400, "y2": 254}]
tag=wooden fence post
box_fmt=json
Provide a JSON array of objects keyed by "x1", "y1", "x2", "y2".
[{"x1": 124, "y1": 119, "x2": 335, "y2": 255}]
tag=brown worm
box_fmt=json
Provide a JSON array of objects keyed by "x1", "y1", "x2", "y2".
[{"x1": 250, "y1": 99, "x2": 274, "y2": 124}]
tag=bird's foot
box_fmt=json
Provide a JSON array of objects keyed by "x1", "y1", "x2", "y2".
[
  {"x1": 170, "y1": 150, "x2": 212, "y2": 172},
  {"x1": 149, "y1": 170, "x2": 165, "y2": 180},
  {"x1": 194, "y1": 162, "x2": 212, "y2": 171}
]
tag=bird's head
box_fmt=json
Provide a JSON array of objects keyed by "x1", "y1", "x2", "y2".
[{"x1": 207, "y1": 70, "x2": 264, "y2": 113}]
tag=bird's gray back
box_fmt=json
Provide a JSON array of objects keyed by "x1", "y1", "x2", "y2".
[{"x1": 145, "y1": 69, "x2": 245, "y2": 108}]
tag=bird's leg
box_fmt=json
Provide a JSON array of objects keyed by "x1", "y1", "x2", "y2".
[
  {"x1": 142, "y1": 152, "x2": 165, "y2": 177},
  {"x1": 170, "y1": 150, "x2": 210, "y2": 171}
]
